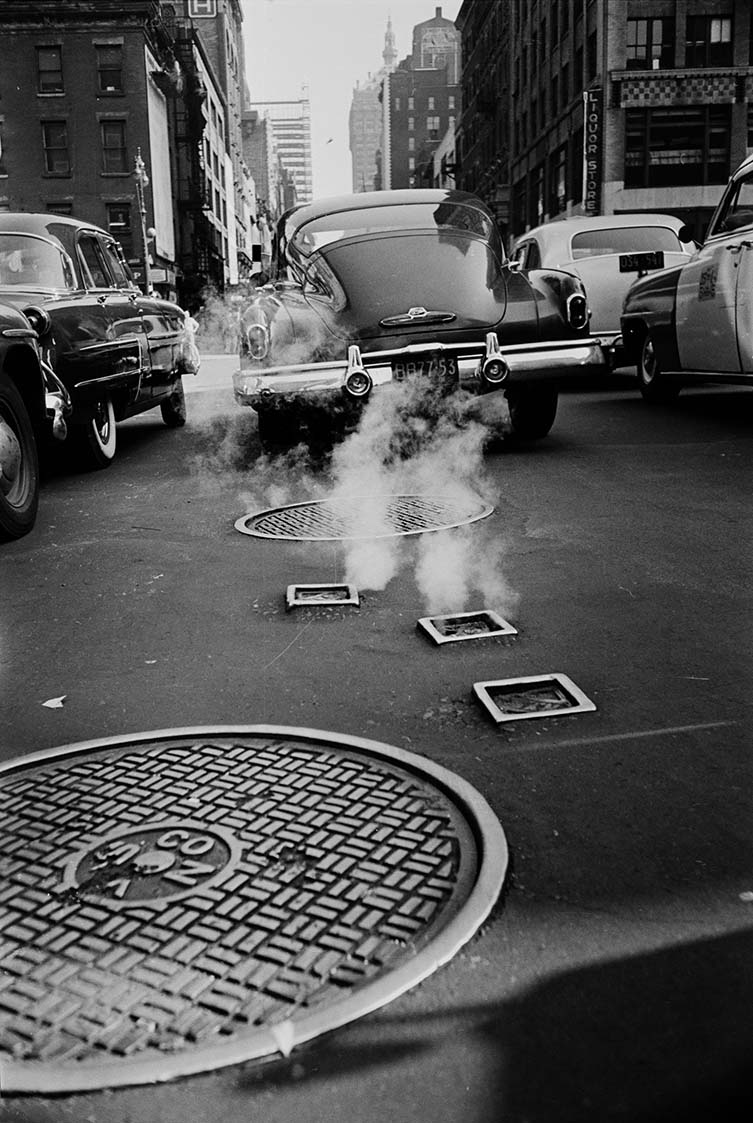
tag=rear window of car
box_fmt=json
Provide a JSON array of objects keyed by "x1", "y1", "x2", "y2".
[
  {"x1": 570, "y1": 226, "x2": 684, "y2": 258},
  {"x1": 0, "y1": 233, "x2": 75, "y2": 291},
  {"x1": 290, "y1": 202, "x2": 494, "y2": 256}
]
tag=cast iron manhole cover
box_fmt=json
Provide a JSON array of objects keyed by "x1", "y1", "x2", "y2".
[
  {"x1": 235, "y1": 493, "x2": 494, "y2": 541},
  {"x1": 286, "y1": 583, "x2": 360, "y2": 610},
  {"x1": 418, "y1": 610, "x2": 518, "y2": 645},
  {"x1": 0, "y1": 727, "x2": 507, "y2": 1093}
]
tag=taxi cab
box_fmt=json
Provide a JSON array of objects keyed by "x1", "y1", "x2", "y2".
[{"x1": 621, "y1": 153, "x2": 753, "y2": 402}]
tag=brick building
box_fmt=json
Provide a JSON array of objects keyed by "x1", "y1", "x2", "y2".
[
  {"x1": 379, "y1": 7, "x2": 461, "y2": 190},
  {"x1": 456, "y1": 0, "x2": 753, "y2": 245}
]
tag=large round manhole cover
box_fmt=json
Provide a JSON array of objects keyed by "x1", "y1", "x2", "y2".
[
  {"x1": 235, "y1": 493, "x2": 494, "y2": 540},
  {"x1": 0, "y1": 727, "x2": 507, "y2": 1093}
]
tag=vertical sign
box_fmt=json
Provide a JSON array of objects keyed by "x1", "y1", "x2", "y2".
[{"x1": 583, "y1": 88, "x2": 603, "y2": 215}]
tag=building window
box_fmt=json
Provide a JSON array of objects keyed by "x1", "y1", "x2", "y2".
[
  {"x1": 587, "y1": 31, "x2": 598, "y2": 80},
  {"x1": 448, "y1": 95, "x2": 455, "y2": 109},
  {"x1": 408, "y1": 116, "x2": 414, "y2": 131},
  {"x1": 561, "y1": 61, "x2": 569, "y2": 104},
  {"x1": 96, "y1": 45, "x2": 123, "y2": 93},
  {"x1": 408, "y1": 136, "x2": 415, "y2": 151},
  {"x1": 100, "y1": 119, "x2": 127, "y2": 173},
  {"x1": 625, "y1": 105, "x2": 730, "y2": 188},
  {"x1": 408, "y1": 97, "x2": 414, "y2": 110},
  {"x1": 686, "y1": 15, "x2": 733, "y2": 68},
  {"x1": 428, "y1": 97, "x2": 435, "y2": 110},
  {"x1": 42, "y1": 120, "x2": 70, "y2": 174},
  {"x1": 37, "y1": 46, "x2": 64, "y2": 94},
  {"x1": 106, "y1": 202, "x2": 133, "y2": 259},
  {"x1": 46, "y1": 200, "x2": 73, "y2": 214},
  {"x1": 626, "y1": 19, "x2": 675, "y2": 70},
  {"x1": 408, "y1": 156, "x2": 415, "y2": 171},
  {"x1": 395, "y1": 97, "x2": 401, "y2": 110},
  {"x1": 561, "y1": 0, "x2": 569, "y2": 34},
  {"x1": 548, "y1": 144, "x2": 567, "y2": 215},
  {"x1": 0, "y1": 121, "x2": 6, "y2": 176},
  {"x1": 427, "y1": 116, "x2": 440, "y2": 132}
]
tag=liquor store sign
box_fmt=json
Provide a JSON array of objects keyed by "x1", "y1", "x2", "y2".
[{"x1": 583, "y1": 88, "x2": 603, "y2": 216}]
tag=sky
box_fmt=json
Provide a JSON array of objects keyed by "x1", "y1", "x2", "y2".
[{"x1": 241, "y1": 0, "x2": 463, "y2": 198}]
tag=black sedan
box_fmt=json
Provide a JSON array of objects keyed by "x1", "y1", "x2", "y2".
[
  {"x1": 233, "y1": 190, "x2": 606, "y2": 447},
  {"x1": 0, "y1": 213, "x2": 198, "y2": 469}
]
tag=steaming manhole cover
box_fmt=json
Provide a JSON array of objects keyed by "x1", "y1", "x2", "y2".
[
  {"x1": 0, "y1": 727, "x2": 507, "y2": 1093},
  {"x1": 235, "y1": 493, "x2": 494, "y2": 541}
]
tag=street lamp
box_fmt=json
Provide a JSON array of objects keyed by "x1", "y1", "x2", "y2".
[{"x1": 133, "y1": 147, "x2": 153, "y2": 295}]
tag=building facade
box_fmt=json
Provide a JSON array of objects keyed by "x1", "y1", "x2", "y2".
[
  {"x1": 247, "y1": 96, "x2": 313, "y2": 205},
  {"x1": 348, "y1": 19, "x2": 397, "y2": 193},
  {"x1": 380, "y1": 7, "x2": 461, "y2": 190},
  {"x1": 456, "y1": 0, "x2": 753, "y2": 246}
]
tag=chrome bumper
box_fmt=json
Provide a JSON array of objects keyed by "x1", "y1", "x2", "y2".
[{"x1": 233, "y1": 334, "x2": 607, "y2": 409}]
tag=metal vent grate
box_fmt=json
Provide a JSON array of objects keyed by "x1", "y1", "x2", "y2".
[
  {"x1": 286, "y1": 583, "x2": 360, "y2": 609},
  {"x1": 473, "y1": 673, "x2": 596, "y2": 724},
  {"x1": 235, "y1": 493, "x2": 494, "y2": 541},
  {"x1": 418, "y1": 610, "x2": 518, "y2": 645}
]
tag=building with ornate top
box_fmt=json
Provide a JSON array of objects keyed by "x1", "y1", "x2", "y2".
[{"x1": 349, "y1": 19, "x2": 397, "y2": 193}]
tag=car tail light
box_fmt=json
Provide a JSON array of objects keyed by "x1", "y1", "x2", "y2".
[
  {"x1": 244, "y1": 322, "x2": 269, "y2": 360},
  {"x1": 567, "y1": 293, "x2": 589, "y2": 331},
  {"x1": 480, "y1": 332, "x2": 509, "y2": 384},
  {"x1": 344, "y1": 344, "x2": 372, "y2": 398},
  {"x1": 23, "y1": 305, "x2": 51, "y2": 337}
]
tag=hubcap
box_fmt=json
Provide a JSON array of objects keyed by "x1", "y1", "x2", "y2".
[
  {"x1": 94, "y1": 401, "x2": 110, "y2": 443},
  {"x1": 0, "y1": 415, "x2": 22, "y2": 499},
  {"x1": 642, "y1": 338, "x2": 657, "y2": 383}
]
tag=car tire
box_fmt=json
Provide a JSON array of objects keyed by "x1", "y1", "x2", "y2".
[
  {"x1": 257, "y1": 409, "x2": 299, "y2": 449},
  {"x1": 0, "y1": 371, "x2": 39, "y2": 541},
  {"x1": 160, "y1": 379, "x2": 187, "y2": 428},
  {"x1": 72, "y1": 394, "x2": 117, "y2": 469},
  {"x1": 506, "y1": 387, "x2": 558, "y2": 441},
  {"x1": 637, "y1": 332, "x2": 681, "y2": 404}
]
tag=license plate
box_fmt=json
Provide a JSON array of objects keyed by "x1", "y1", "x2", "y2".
[
  {"x1": 391, "y1": 355, "x2": 458, "y2": 381},
  {"x1": 619, "y1": 250, "x2": 665, "y2": 273}
]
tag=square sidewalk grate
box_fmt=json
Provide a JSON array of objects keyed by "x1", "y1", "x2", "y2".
[
  {"x1": 473, "y1": 673, "x2": 596, "y2": 724},
  {"x1": 418, "y1": 609, "x2": 518, "y2": 645},
  {"x1": 286, "y1": 583, "x2": 360, "y2": 610}
]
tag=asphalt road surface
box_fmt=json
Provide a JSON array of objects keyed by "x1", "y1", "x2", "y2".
[{"x1": 1, "y1": 361, "x2": 752, "y2": 1122}]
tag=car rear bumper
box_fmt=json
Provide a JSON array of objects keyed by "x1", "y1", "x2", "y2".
[{"x1": 233, "y1": 335, "x2": 608, "y2": 410}]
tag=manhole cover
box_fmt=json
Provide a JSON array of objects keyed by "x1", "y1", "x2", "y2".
[
  {"x1": 418, "y1": 609, "x2": 518, "y2": 645},
  {"x1": 0, "y1": 727, "x2": 507, "y2": 1093},
  {"x1": 235, "y1": 494, "x2": 494, "y2": 541},
  {"x1": 286, "y1": 583, "x2": 360, "y2": 610},
  {"x1": 473, "y1": 673, "x2": 596, "y2": 724}
]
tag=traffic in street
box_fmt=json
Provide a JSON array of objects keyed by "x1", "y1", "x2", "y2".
[{"x1": 2, "y1": 359, "x2": 751, "y2": 1121}]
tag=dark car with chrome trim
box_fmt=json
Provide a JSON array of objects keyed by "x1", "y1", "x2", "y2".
[
  {"x1": 233, "y1": 189, "x2": 607, "y2": 447},
  {"x1": 620, "y1": 152, "x2": 753, "y2": 403},
  {"x1": 0, "y1": 300, "x2": 56, "y2": 539},
  {"x1": 0, "y1": 213, "x2": 198, "y2": 469}
]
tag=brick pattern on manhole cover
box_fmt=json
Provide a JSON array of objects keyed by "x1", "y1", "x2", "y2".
[
  {"x1": 235, "y1": 493, "x2": 494, "y2": 540},
  {"x1": 0, "y1": 728, "x2": 507, "y2": 1093}
]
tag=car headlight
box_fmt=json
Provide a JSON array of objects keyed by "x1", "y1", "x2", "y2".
[{"x1": 23, "y1": 305, "x2": 51, "y2": 337}]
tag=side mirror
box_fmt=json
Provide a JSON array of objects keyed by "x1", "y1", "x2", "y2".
[{"x1": 677, "y1": 224, "x2": 695, "y2": 245}]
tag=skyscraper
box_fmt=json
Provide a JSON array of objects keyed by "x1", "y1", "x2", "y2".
[
  {"x1": 349, "y1": 19, "x2": 397, "y2": 193},
  {"x1": 247, "y1": 94, "x2": 313, "y2": 205}
]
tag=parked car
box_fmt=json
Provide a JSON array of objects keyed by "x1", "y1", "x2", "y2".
[
  {"x1": 621, "y1": 152, "x2": 753, "y2": 402},
  {"x1": 232, "y1": 189, "x2": 606, "y2": 447},
  {"x1": 511, "y1": 214, "x2": 695, "y2": 366},
  {"x1": 0, "y1": 213, "x2": 199, "y2": 469},
  {"x1": 0, "y1": 300, "x2": 66, "y2": 539}
]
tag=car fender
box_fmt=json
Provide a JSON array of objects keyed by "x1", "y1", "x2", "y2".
[
  {"x1": 524, "y1": 267, "x2": 591, "y2": 338},
  {"x1": 0, "y1": 304, "x2": 46, "y2": 431},
  {"x1": 620, "y1": 265, "x2": 683, "y2": 367}
]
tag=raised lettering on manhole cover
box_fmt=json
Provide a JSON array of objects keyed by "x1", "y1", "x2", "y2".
[
  {"x1": 235, "y1": 493, "x2": 494, "y2": 541},
  {"x1": 0, "y1": 727, "x2": 507, "y2": 1093}
]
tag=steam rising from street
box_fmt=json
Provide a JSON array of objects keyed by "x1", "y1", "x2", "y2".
[{"x1": 190, "y1": 311, "x2": 518, "y2": 618}]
